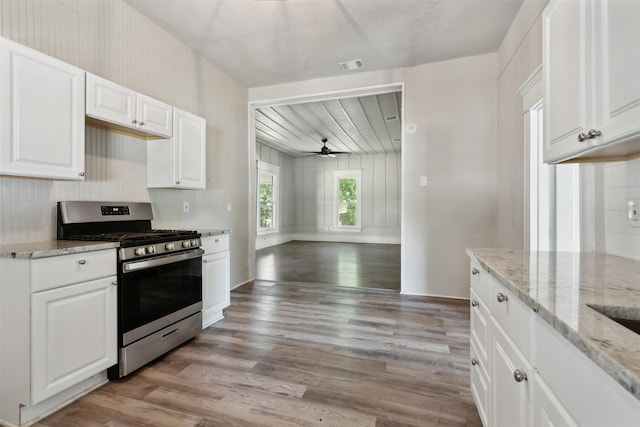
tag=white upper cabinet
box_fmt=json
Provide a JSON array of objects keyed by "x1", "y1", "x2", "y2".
[
  {"x1": 147, "y1": 107, "x2": 206, "y2": 189},
  {"x1": 0, "y1": 37, "x2": 85, "y2": 180},
  {"x1": 86, "y1": 73, "x2": 172, "y2": 138},
  {"x1": 543, "y1": 0, "x2": 640, "y2": 163}
]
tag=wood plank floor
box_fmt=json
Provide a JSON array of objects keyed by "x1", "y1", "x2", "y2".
[
  {"x1": 35, "y1": 281, "x2": 480, "y2": 427},
  {"x1": 255, "y1": 241, "x2": 401, "y2": 291}
]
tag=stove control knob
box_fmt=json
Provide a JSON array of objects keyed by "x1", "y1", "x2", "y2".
[
  {"x1": 182, "y1": 240, "x2": 191, "y2": 248},
  {"x1": 191, "y1": 239, "x2": 198, "y2": 247},
  {"x1": 134, "y1": 247, "x2": 146, "y2": 256},
  {"x1": 165, "y1": 242, "x2": 175, "y2": 251},
  {"x1": 146, "y1": 246, "x2": 156, "y2": 254}
]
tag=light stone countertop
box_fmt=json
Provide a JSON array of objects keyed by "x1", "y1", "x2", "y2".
[
  {"x1": 199, "y1": 229, "x2": 231, "y2": 237},
  {"x1": 0, "y1": 240, "x2": 120, "y2": 259},
  {"x1": 467, "y1": 248, "x2": 640, "y2": 401}
]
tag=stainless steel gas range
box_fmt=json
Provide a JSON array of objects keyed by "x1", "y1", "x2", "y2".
[{"x1": 57, "y1": 201, "x2": 203, "y2": 378}]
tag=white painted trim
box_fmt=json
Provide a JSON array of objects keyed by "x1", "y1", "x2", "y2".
[
  {"x1": 250, "y1": 82, "x2": 404, "y2": 108},
  {"x1": 231, "y1": 279, "x2": 253, "y2": 291},
  {"x1": 255, "y1": 233, "x2": 294, "y2": 250},
  {"x1": 290, "y1": 233, "x2": 400, "y2": 245}
]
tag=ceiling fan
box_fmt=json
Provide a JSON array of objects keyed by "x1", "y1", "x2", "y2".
[{"x1": 305, "y1": 138, "x2": 351, "y2": 157}]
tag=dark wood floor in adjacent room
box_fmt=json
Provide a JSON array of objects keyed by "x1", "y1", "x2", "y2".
[
  {"x1": 255, "y1": 241, "x2": 401, "y2": 291},
  {"x1": 35, "y1": 281, "x2": 481, "y2": 427}
]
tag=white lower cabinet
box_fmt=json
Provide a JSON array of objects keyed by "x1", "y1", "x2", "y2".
[
  {"x1": 491, "y1": 320, "x2": 532, "y2": 427},
  {"x1": 0, "y1": 249, "x2": 117, "y2": 426},
  {"x1": 532, "y1": 373, "x2": 578, "y2": 427},
  {"x1": 469, "y1": 257, "x2": 640, "y2": 427},
  {"x1": 31, "y1": 276, "x2": 117, "y2": 404},
  {"x1": 201, "y1": 235, "x2": 230, "y2": 328}
]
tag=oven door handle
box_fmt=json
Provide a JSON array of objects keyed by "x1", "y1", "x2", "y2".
[{"x1": 122, "y1": 248, "x2": 204, "y2": 273}]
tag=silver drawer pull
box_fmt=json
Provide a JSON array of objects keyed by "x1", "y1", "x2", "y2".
[
  {"x1": 471, "y1": 268, "x2": 479, "y2": 275},
  {"x1": 513, "y1": 369, "x2": 528, "y2": 383},
  {"x1": 496, "y1": 292, "x2": 508, "y2": 303},
  {"x1": 471, "y1": 358, "x2": 479, "y2": 366},
  {"x1": 161, "y1": 328, "x2": 179, "y2": 340},
  {"x1": 78, "y1": 259, "x2": 86, "y2": 265},
  {"x1": 471, "y1": 300, "x2": 479, "y2": 307},
  {"x1": 215, "y1": 238, "x2": 220, "y2": 243},
  {"x1": 112, "y1": 281, "x2": 117, "y2": 287}
]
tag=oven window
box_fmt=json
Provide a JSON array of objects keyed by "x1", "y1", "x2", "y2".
[{"x1": 119, "y1": 255, "x2": 202, "y2": 336}]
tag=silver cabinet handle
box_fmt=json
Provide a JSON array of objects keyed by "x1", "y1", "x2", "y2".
[
  {"x1": 132, "y1": 119, "x2": 138, "y2": 124},
  {"x1": 471, "y1": 300, "x2": 479, "y2": 307},
  {"x1": 496, "y1": 292, "x2": 508, "y2": 303},
  {"x1": 471, "y1": 358, "x2": 479, "y2": 366},
  {"x1": 78, "y1": 172, "x2": 85, "y2": 177},
  {"x1": 471, "y1": 268, "x2": 479, "y2": 275},
  {"x1": 112, "y1": 281, "x2": 117, "y2": 286},
  {"x1": 139, "y1": 121, "x2": 145, "y2": 126},
  {"x1": 78, "y1": 259, "x2": 86, "y2": 265},
  {"x1": 513, "y1": 369, "x2": 528, "y2": 383},
  {"x1": 215, "y1": 238, "x2": 220, "y2": 243},
  {"x1": 578, "y1": 128, "x2": 601, "y2": 142}
]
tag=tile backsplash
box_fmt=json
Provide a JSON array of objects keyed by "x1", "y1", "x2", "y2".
[{"x1": 604, "y1": 157, "x2": 640, "y2": 260}]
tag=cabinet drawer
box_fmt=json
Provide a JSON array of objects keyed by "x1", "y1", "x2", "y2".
[
  {"x1": 31, "y1": 249, "x2": 116, "y2": 293},
  {"x1": 470, "y1": 259, "x2": 491, "y2": 305},
  {"x1": 201, "y1": 234, "x2": 229, "y2": 254},
  {"x1": 490, "y1": 276, "x2": 533, "y2": 356},
  {"x1": 471, "y1": 339, "x2": 490, "y2": 427},
  {"x1": 470, "y1": 287, "x2": 490, "y2": 367}
]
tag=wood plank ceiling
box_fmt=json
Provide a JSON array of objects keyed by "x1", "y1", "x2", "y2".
[{"x1": 255, "y1": 91, "x2": 402, "y2": 157}]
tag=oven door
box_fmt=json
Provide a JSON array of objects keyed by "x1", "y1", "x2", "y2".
[{"x1": 119, "y1": 248, "x2": 203, "y2": 346}]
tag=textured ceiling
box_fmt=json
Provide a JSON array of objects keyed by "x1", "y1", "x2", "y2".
[{"x1": 124, "y1": 0, "x2": 523, "y2": 88}]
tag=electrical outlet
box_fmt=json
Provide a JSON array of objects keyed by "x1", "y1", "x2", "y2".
[
  {"x1": 183, "y1": 201, "x2": 189, "y2": 212},
  {"x1": 420, "y1": 176, "x2": 428, "y2": 187},
  {"x1": 629, "y1": 199, "x2": 640, "y2": 227}
]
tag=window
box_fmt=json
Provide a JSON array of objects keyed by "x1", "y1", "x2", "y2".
[
  {"x1": 334, "y1": 169, "x2": 362, "y2": 231},
  {"x1": 257, "y1": 161, "x2": 279, "y2": 235}
]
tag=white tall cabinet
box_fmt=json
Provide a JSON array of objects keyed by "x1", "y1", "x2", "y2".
[
  {"x1": 0, "y1": 37, "x2": 85, "y2": 180},
  {"x1": 201, "y1": 234, "x2": 230, "y2": 328},
  {"x1": 0, "y1": 249, "x2": 117, "y2": 426},
  {"x1": 543, "y1": 0, "x2": 640, "y2": 163}
]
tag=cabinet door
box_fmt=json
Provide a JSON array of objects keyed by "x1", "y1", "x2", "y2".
[
  {"x1": 0, "y1": 37, "x2": 85, "y2": 180},
  {"x1": 492, "y1": 320, "x2": 532, "y2": 427},
  {"x1": 596, "y1": 0, "x2": 640, "y2": 145},
  {"x1": 86, "y1": 73, "x2": 136, "y2": 129},
  {"x1": 543, "y1": 0, "x2": 594, "y2": 163},
  {"x1": 533, "y1": 374, "x2": 578, "y2": 427},
  {"x1": 174, "y1": 108, "x2": 206, "y2": 189},
  {"x1": 31, "y1": 276, "x2": 117, "y2": 404},
  {"x1": 136, "y1": 93, "x2": 172, "y2": 138},
  {"x1": 202, "y1": 251, "x2": 230, "y2": 328}
]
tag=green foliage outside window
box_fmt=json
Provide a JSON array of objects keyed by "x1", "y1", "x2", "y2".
[
  {"x1": 259, "y1": 181, "x2": 273, "y2": 228},
  {"x1": 339, "y1": 177, "x2": 357, "y2": 226}
]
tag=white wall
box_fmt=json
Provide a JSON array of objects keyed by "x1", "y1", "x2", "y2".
[
  {"x1": 0, "y1": 0, "x2": 249, "y2": 287},
  {"x1": 291, "y1": 152, "x2": 401, "y2": 244},
  {"x1": 255, "y1": 143, "x2": 295, "y2": 249},
  {"x1": 603, "y1": 159, "x2": 640, "y2": 260},
  {"x1": 250, "y1": 54, "x2": 498, "y2": 299}
]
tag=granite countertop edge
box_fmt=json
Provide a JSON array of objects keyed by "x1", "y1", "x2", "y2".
[
  {"x1": 199, "y1": 229, "x2": 231, "y2": 237},
  {"x1": 0, "y1": 241, "x2": 120, "y2": 259},
  {"x1": 467, "y1": 248, "x2": 640, "y2": 402}
]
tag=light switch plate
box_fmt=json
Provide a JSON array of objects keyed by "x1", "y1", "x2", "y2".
[
  {"x1": 183, "y1": 201, "x2": 190, "y2": 212},
  {"x1": 628, "y1": 199, "x2": 640, "y2": 227},
  {"x1": 420, "y1": 176, "x2": 428, "y2": 187}
]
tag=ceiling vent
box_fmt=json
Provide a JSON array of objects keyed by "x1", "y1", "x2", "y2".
[{"x1": 339, "y1": 59, "x2": 365, "y2": 71}]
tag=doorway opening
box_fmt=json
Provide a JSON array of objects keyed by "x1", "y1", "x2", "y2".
[{"x1": 249, "y1": 83, "x2": 404, "y2": 291}]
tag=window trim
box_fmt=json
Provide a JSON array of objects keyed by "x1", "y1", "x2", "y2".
[
  {"x1": 333, "y1": 169, "x2": 362, "y2": 232},
  {"x1": 256, "y1": 160, "x2": 280, "y2": 236}
]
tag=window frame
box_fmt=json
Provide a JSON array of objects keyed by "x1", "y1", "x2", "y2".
[
  {"x1": 256, "y1": 160, "x2": 280, "y2": 236},
  {"x1": 333, "y1": 169, "x2": 362, "y2": 232}
]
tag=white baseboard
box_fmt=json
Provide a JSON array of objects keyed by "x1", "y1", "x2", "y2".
[{"x1": 291, "y1": 233, "x2": 400, "y2": 245}]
